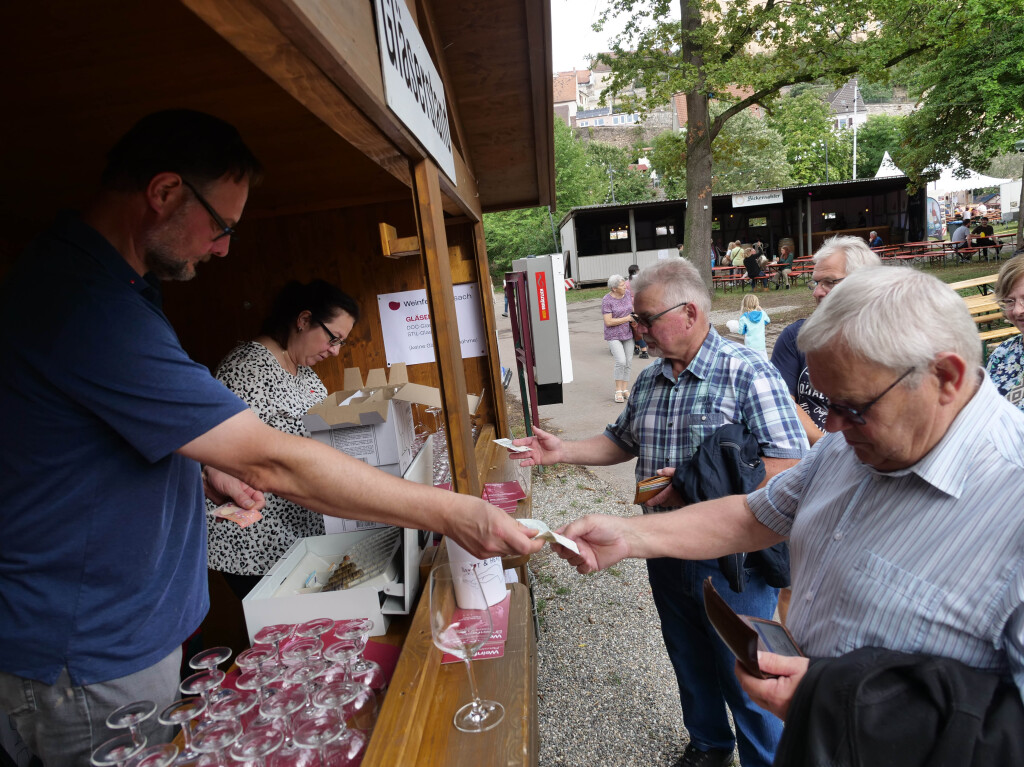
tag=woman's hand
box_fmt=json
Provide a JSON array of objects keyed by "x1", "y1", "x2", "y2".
[{"x1": 203, "y1": 466, "x2": 267, "y2": 511}]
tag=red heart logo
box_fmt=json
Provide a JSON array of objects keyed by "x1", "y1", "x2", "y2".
[{"x1": 389, "y1": 301, "x2": 401, "y2": 311}]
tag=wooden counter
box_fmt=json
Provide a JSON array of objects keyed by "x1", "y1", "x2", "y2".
[{"x1": 363, "y1": 576, "x2": 537, "y2": 766}]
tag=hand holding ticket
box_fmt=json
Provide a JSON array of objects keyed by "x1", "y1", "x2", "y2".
[
  {"x1": 494, "y1": 438, "x2": 530, "y2": 453},
  {"x1": 518, "y1": 519, "x2": 580, "y2": 555}
]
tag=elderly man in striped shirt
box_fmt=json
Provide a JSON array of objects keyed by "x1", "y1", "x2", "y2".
[
  {"x1": 557, "y1": 266, "x2": 1024, "y2": 745},
  {"x1": 513, "y1": 258, "x2": 808, "y2": 767}
]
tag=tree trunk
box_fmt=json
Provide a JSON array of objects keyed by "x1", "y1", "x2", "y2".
[{"x1": 680, "y1": 0, "x2": 713, "y2": 287}]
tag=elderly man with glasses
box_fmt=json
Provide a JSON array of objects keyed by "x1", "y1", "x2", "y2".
[
  {"x1": 512, "y1": 258, "x2": 807, "y2": 767},
  {"x1": 771, "y1": 236, "x2": 880, "y2": 445},
  {"x1": 556, "y1": 266, "x2": 1024, "y2": 760}
]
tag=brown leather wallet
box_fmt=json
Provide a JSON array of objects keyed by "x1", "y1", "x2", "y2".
[
  {"x1": 633, "y1": 475, "x2": 671, "y2": 505},
  {"x1": 703, "y1": 577, "x2": 803, "y2": 679}
]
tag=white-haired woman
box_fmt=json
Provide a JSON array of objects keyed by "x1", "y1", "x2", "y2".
[
  {"x1": 987, "y1": 254, "x2": 1024, "y2": 411},
  {"x1": 603, "y1": 274, "x2": 635, "y2": 403}
]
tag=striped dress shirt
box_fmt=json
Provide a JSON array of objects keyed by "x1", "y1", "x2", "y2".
[
  {"x1": 749, "y1": 374, "x2": 1024, "y2": 697},
  {"x1": 605, "y1": 327, "x2": 807, "y2": 513}
]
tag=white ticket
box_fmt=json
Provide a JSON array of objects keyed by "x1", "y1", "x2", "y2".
[
  {"x1": 494, "y1": 438, "x2": 530, "y2": 453},
  {"x1": 519, "y1": 519, "x2": 580, "y2": 555}
]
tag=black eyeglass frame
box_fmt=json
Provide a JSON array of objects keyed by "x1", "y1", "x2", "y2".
[
  {"x1": 630, "y1": 300, "x2": 689, "y2": 328},
  {"x1": 317, "y1": 320, "x2": 347, "y2": 348},
  {"x1": 181, "y1": 179, "x2": 236, "y2": 242},
  {"x1": 827, "y1": 367, "x2": 914, "y2": 425}
]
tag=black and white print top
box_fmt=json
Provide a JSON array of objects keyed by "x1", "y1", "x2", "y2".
[{"x1": 206, "y1": 342, "x2": 328, "y2": 575}]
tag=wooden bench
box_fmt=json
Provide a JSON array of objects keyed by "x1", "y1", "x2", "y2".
[{"x1": 949, "y1": 273, "x2": 998, "y2": 295}]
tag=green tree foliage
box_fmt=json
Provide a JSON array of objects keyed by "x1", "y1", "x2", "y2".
[
  {"x1": 592, "y1": 0, "x2": 961, "y2": 282},
  {"x1": 897, "y1": 0, "x2": 1024, "y2": 184},
  {"x1": 651, "y1": 106, "x2": 793, "y2": 195},
  {"x1": 855, "y1": 114, "x2": 906, "y2": 179},
  {"x1": 767, "y1": 91, "x2": 852, "y2": 184},
  {"x1": 483, "y1": 119, "x2": 656, "y2": 283}
]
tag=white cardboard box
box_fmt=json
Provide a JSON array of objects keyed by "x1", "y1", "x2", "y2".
[
  {"x1": 302, "y1": 364, "x2": 441, "y2": 478},
  {"x1": 241, "y1": 436, "x2": 434, "y2": 642}
]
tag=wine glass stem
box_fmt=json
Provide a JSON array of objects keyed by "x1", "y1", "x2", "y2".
[
  {"x1": 462, "y1": 656, "x2": 484, "y2": 708},
  {"x1": 180, "y1": 723, "x2": 195, "y2": 751},
  {"x1": 129, "y1": 724, "x2": 143, "y2": 747}
]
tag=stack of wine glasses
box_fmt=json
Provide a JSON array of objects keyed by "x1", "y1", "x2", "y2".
[{"x1": 115, "y1": 620, "x2": 385, "y2": 765}]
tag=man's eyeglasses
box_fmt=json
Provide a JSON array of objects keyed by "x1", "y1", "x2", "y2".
[
  {"x1": 827, "y1": 367, "x2": 914, "y2": 425},
  {"x1": 630, "y1": 300, "x2": 689, "y2": 327},
  {"x1": 808, "y1": 277, "x2": 844, "y2": 292},
  {"x1": 318, "y1": 320, "x2": 347, "y2": 347},
  {"x1": 181, "y1": 179, "x2": 236, "y2": 242}
]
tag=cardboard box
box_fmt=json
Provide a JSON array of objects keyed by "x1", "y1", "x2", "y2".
[
  {"x1": 242, "y1": 436, "x2": 435, "y2": 643},
  {"x1": 303, "y1": 364, "x2": 441, "y2": 478}
]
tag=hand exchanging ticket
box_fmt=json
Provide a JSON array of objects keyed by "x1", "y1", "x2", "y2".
[
  {"x1": 519, "y1": 519, "x2": 580, "y2": 555},
  {"x1": 494, "y1": 438, "x2": 531, "y2": 453}
]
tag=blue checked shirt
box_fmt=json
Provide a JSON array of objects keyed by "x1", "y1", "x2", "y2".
[
  {"x1": 605, "y1": 327, "x2": 808, "y2": 511},
  {"x1": 749, "y1": 374, "x2": 1024, "y2": 698}
]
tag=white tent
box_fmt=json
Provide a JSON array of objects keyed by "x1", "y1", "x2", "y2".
[
  {"x1": 874, "y1": 151, "x2": 904, "y2": 178},
  {"x1": 926, "y1": 161, "x2": 1011, "y2": 196}
]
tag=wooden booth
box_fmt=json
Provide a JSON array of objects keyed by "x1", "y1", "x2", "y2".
[{"x1": 2, "y1": 1, "x2": 554, "y2": 764}]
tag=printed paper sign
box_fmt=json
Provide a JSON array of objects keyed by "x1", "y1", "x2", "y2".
[{"x1": 377, "y1": 283, "x2": 487, "y2": 366}]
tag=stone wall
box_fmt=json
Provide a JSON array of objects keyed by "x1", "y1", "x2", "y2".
[{"x1": 572, "y1": 105, "x2": 675, "y2": 151}]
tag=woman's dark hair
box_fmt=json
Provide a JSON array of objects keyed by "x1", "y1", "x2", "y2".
[
  {"x1": 628, "y1": 264, "x2": 639, "y2": 277},
  {"x1": 260, "y1": 280, "x2": 360, "y2": 347},
  {"x1": 101, "y1": 109, "x2": 263, "y2": 192}
]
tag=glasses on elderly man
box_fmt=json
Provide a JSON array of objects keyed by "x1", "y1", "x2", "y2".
[
  {"x1": 181, "y1": 179, "x2": 236, "y2": 242},
  {"x1": 826, "y1": 367, "x2": 914, "y2": 425},
  {"x1": 630, "y1": 300, "x2": 689, "y2": 328},
  {"x1": 318, "y1": 320, "x2": 347, "y2": 347},
  {"x1": 808, "y1": 277, "x2": 844, "y2": 292}
]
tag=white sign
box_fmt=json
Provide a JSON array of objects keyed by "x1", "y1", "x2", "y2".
[
  {"x1": 732, "y1": 191, "x2": 784, "y2": 208},
  {"x1": 374, "y1": 0, "x2": 457, "y2": 182},
  {"x1": 377, "y1": 283, "x2": 487, "y2": 366}
]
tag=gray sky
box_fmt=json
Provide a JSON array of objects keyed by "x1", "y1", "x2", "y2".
[{"x1": 551, "y1": 0, "x2": 630, "y2": 72}]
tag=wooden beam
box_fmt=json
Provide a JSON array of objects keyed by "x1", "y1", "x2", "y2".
[
  {"x1": 379, "y1": 222, "x2": 421, "y2": 258},
  {"x1": 413, "y1": 159, "x2": 480, "y2": 497},
  {"x1": 246, "y1": 0, "x2": 482, "y2": 220},
  {"x1": 473, "y1": 221, "x2": 510, "y2": 437}
]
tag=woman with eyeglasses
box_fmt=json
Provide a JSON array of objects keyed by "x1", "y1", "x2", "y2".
[
  {"x1": 986, "y1": 255, "x2": 1024, "y2": 411},
  {"x1": 206, "y1": 279, "x2": 359, "y2": 598}
]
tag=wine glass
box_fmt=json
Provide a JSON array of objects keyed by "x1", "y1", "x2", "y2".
[
  {"x1": 293, "y1": 714, "x2": 365, "y2": 767},
  {"x1": 91, "y1": 734, "x2": 147, "y2": 767},
  {"x1": 228, "y1": 729, "x2": 284, "y2": 767},
  {"x1": 428, "y1": 563, "x2": 504, "y2": 733},
  {"x1": 189, "y1": 646, "x2": 232, "y2": 672},
  {"x1": 295, "y1": 617, "x2": 335, "y2": 642},
  {"x1": 191, "y1": 719, "x2": 242, "y2": 767},
  {"x1": 425, "y1": 405, "x2": 450, "y2": 484},
  {"x1": 236, "y1": 664, "x2": 284, "y2": 702},
  {"x1": 207, "y1": 690, "x2": 258, "y2": 730},
  {"x1": 311, "y1": 680, "x2": 377, "y2": 736},
  {"x1": 125, "y1": 744, "x2": 178, "y2": 767},
  {"x1": 179, "y1": 669, "x2": 226, "y2": 710},
  {"x1": 106, "y1": 700, "x2": 156, "y2": 747},
  {"x1": 281, "y1": 637, "x2": 323, "y2": 666},
  {"x1": 258, "y1": 687, "x2": 307, "y2": 751},
  {"x1": 322, "y1": 641, "x2": 359, "y2": 685},
  {"x1": 156, "y1": 698, "x2": 206, "y2": 763},
  {"x1": 237, "y1": 646, "x2": 276, "y2": 673},
  {"x1": 254, "y1": 623, "x2": 294, "y2": 667}
]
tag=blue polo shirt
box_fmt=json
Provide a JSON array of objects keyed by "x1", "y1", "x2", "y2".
[{"x1": 0, "y1": 213, "x2": 247, "y2": 685}]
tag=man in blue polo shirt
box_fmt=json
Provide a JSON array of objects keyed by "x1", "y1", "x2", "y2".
[{"x1": 0, "y1": 111, "x2": 541, "y2": 765}]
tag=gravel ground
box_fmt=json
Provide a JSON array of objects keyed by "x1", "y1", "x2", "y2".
[{"x1": 526, "y1": 462, "x2": 701, "y2": 767}]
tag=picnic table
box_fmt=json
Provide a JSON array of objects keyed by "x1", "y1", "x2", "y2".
[{"x1": 949, "y1": 274, "x2": 998, "y2": 295}]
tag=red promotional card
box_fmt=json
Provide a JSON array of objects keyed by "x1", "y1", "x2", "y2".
[
  {"x1": 484, "y1": 481, "x2": 527, "y2": 501},
  {"x1": 440, "y1": 592, "x2": 511, "y2": 664}
]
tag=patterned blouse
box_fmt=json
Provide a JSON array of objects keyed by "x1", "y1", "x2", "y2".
[
  {"x1": 986, "y1": 334, "x2": 1024, "y2": 412},
  {"x1": 206, "y1": 342, "x2": 327, "y2": 575}
]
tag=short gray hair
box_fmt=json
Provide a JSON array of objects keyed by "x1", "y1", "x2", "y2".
[
  {"x1": 607, "y1": 274, "x2": 626, "y2": 290},
  {"x1": 799, "y1": 267, "x2": 981, "y2": 377},
  {"x1": 813, "y1": 235, "x2": 880, "y2": 273},
  {"x1": 630, "y1": 258, "x2": 711, "y2": 318}
]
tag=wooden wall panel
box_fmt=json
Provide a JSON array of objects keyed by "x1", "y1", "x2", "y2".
[{"x1": 162, "y1": 200, "x2": 500, "y2": 430}]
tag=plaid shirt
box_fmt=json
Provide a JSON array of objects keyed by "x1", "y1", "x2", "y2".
[{"x1": 605, "y1": 327, "x2": 807, "y2": 510}]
